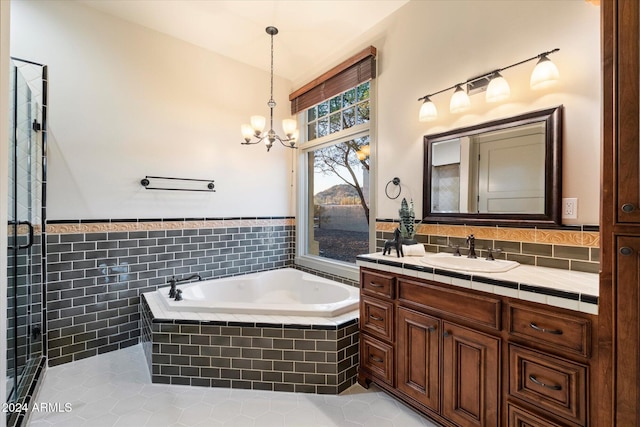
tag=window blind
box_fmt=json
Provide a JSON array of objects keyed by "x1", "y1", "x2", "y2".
[{"x1": 289, "y1": 46, "x2": 377, "y2": 115}]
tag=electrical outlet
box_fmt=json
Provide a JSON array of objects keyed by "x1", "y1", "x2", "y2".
[{"x1": 562, "y1": 198, "x2": 578, "y2": 219}]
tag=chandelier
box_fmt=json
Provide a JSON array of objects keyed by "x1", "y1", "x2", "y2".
[{"x1": 241, "y1": 26, "x2": 298, "y2": 151}]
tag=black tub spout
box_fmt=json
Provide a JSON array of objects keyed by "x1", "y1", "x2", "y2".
[{"x1": 177, "y1": 274, "x2": 202, "y2": 283}]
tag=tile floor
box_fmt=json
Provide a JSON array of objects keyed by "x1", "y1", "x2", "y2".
[{"x1": 28, "y1": 344, "x2": 439, "y2": 427}]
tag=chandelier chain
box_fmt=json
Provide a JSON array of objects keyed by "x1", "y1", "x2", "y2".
[{"x1": 240, "y1": 26, "x2": 298, "y2": 151}]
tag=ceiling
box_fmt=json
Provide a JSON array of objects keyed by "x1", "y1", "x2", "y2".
[{"x1": 78, "y1": 0, "x2": 408, "y2": 84}]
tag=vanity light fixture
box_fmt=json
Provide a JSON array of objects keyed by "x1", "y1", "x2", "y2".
[
  {"x1": 485, "y1": 72, "x2": 511, "y2": 103},
  {"x1": 419, "y1": 96, "x2": 438, "y2": 122},
  {"x1": 241, "y1": 26, "x2": 298, "y2": 151},
  {"x1": 418, "y1": 48, "x2": 559, "y2": 121},
  {"x1": 530, "y1": 53, "x2": 560, "y2": 90},
  {"x1": 449, "y1": 85, "x2": 471, "y2": 113}
]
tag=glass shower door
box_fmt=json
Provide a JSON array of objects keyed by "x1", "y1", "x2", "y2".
[{"x1": 7, "y1": 58, "x2": 47, "y2": 427}]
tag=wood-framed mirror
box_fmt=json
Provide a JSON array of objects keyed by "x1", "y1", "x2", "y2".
[{"x1": 423, "y1": 106, "x2": 563, "y2": 226}]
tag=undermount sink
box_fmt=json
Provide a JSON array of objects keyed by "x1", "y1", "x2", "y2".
[{"x1": 420, "y1": 252, "x2": 520, "y2": 273}]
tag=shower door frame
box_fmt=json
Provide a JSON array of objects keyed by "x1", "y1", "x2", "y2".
[{"x1": 6, "y1": 57, "x2": 48, "y2": 427}]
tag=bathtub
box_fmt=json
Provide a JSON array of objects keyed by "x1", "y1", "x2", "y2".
[{"x1": 156, "y1": 268, "x2": 359, "y2": 317}]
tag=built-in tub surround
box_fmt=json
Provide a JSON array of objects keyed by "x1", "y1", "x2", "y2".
[
  {"x1": 45, "y1": 217, "x2": 295, "y2": 367},
  {"x1": 376, "y1": 221, "x2": 600, "y2": 274},
  {"x1": 140, "y1": 287, "x2": 359, "y2": 393}
]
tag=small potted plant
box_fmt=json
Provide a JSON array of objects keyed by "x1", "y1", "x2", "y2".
[{"x1": 399, "y1": 198, "x2": 418, "y2": 245}]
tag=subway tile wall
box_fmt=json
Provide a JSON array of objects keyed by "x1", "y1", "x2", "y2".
[
  {"x1": 45, "y1": 218, "x2": 295, "y2": 367},
  {"x1": 141, "y1": 297, "x2": 359, "y2": 394},
  {"x1": 44, "y1": 216, "x2": 594, "y2": 369},
  {"x1": 376, "y1": 221, "x2": 600, "y2": 274}
]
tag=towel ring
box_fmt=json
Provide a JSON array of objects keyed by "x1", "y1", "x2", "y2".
[{"x1": 385, "y1": 177, "x2": 402, "y2": 199}]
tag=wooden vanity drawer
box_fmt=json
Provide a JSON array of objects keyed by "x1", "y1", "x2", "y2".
[
  {"x1": 360, "y1": 334, "x2": 394, "y2": 386},
  {"x1": 398, "y1": 278, "x2": 501, "y2": 330},
  {"x1": 509, "y1": 344, "x2": 587, "y2": 426},
  {"x1": 361, "y1": 269, "x2": 395, "y2": 299},
  {"x1": 361, "y1": 296, "x2": 394, "y2": 342},
  {"x1": 508, "y1": 303, "x2": 591, "y2": 357},
  {"x1": 508, "y1": 404, "x2": 565, "y2": 427}
]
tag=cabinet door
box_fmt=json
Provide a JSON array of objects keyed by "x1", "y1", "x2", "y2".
[
  {"x1": 617, "y1": 0, "x2": 640, "y2": 223},
  {"x1": 397, "y1": 307, "x2": 440, "y2": 412},
  {"x1": 442, "y1": 322, "x2": 500, "y2": 427},
  {"x1": 616, "y1": 237, "x2": 640, "y2": 426}
]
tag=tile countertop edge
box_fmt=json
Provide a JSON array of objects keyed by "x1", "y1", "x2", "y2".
[{"x1": 356, "y1": 253, "x2": 599, "y2": 315}]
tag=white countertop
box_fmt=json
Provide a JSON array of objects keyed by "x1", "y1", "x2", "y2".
[{"x1": 356, "y1": 252, "x2": 599, "y2": 315}]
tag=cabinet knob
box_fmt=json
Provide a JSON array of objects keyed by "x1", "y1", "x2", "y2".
[
  {"x1": 620, "y1": 247, "x2": 633, "y2": 256},
  {"x1": 443, "y1": 331, "x2": 451, "y2": 338},
  {"x1": 622, "y1": 203, "x2": 635, "y2": 213},
  {"x1": 427, "y1": 325, "x2": 436, "y2": 333}
]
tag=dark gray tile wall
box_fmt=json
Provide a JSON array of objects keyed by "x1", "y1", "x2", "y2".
[
  {"x1": 46, "y1": 221, "x2": 295, "y2": 366},
  {"x1": 140, "y1": 297, "x2": 359, "y2": 394},
  {"x1": 376, "y1": 230, "x2": 600, "y2": 273}
]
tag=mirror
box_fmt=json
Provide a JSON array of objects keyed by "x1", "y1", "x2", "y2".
[{"x1": 423, "y1": 106, "x2": 562, "y2": 226}]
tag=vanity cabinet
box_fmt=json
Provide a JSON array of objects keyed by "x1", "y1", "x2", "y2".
[{"x1": 357, "y1": 266, "x2": 597, "y2": 427}]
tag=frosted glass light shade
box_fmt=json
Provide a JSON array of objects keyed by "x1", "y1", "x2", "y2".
[
  {"x1": 282, "y1": 119, "x2": 297, "y2": 136},
  {"x1": 250, "y1": 115, "x2": 266, "y2": 133},
  {"x1": 486, "y1": 73, "x2": 511, "y2": 103},
  {"x1": 450, "y1": 85, "x2": 471, "y2": 113},
  {"x1": 241, "y1": 124, "x2": 254, "y2": 141},
  {"x1": 419, "y1": 98, "x2": 438, "y2": 122},
  {"x1": 530, "y1": 55, "x2": 560, "y2": 90}
]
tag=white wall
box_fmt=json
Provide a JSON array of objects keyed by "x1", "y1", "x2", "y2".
[
  {"x1": 10, "y1": 0, "x2": 601, "y2": 225},
  {"x1": 296, "y1": 0, "x2": 601, "y2": 225},
  {"x1": 10, "y1": 0, "x2": 296, "y2": 220},
  {"x1": 1, "y1": 0, "x2": 9, "y2": 421}
]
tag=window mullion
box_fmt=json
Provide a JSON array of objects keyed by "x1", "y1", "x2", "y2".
[{"x1": 301, "y1": 124, "x2": 369, "y2": 152}]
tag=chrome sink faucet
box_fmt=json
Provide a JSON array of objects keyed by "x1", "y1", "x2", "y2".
[{"x1": 466, "y1": 234, "x2": 477, "y2": 259}]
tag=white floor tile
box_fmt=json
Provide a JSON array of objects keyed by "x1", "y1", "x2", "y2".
[{"x1": 28, "y1": 344, "x2": 437, "y2": 427}]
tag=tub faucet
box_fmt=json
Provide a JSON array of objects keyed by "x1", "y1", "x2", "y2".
[
  {"x1": 167, "y1": 276, "x2": 177, "y2": 298},
  {"x1": 466, "y1": 234, "x2": 477, "y2": 259},
  {"x1": 167, "y1": 274, "x2": 201, "y2": 299},
  {"x1": 177, "y1": 274, "x2": 202, "y2": 283}
]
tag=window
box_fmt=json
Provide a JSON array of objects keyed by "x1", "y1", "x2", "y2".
[
  {"x1": 298, "y1": 81, "x2": 374, "y2": 276},
  {"x1": 306, "y1": 84, "x2": 371, "y2": 141}
]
